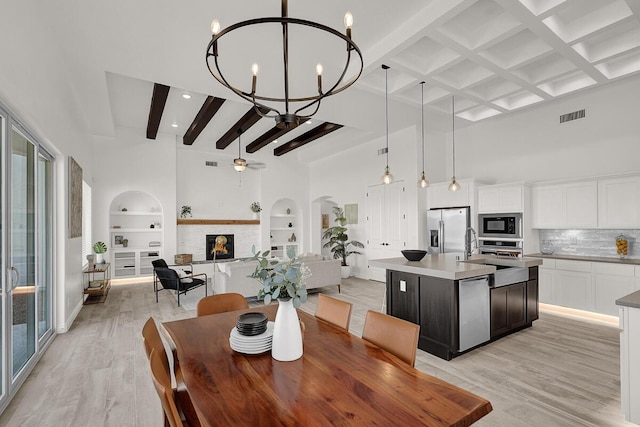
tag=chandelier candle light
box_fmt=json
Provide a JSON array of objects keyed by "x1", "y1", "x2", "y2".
[
  {"x1": 207, "y1": 0, "x2": 363, "y2": 130},
  {"x1": 448, "y1": 95, "x2": 460, "y2": 192},
  {"x1": 381, "y1": 64, "x2": 393, "y2": 185},
  {"x1": 418, "y1": 81, "x2": 429, "y2": 188}
]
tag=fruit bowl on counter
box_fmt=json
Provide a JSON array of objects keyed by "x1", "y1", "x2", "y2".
[{"x1": 401, "y1": 250, "x2": 427, "y2": 261}]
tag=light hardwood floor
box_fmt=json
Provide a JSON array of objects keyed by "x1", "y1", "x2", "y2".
[{"x1": 0, "y1": 278, "x2": 633, "y2": 426}]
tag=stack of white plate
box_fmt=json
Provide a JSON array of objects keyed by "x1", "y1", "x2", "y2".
[{"x1": 229, "y1": 321, "x2": 274, "y2": 354}]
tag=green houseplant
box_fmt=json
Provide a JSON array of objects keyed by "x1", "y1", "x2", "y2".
[
  {"x1": 180, "y1": 205, "x2": 192, "y2": 219},
  {"x1": 93, "y1": 241, "x2": 107, "y2": 264},
  {"x1": 322, "y1": 206, "x2": 364, "y2": 278}
]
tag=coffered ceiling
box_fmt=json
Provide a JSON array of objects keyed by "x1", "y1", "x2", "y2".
[{"x1": 47, "y1": 0, "x2": 640, "y2": 161}]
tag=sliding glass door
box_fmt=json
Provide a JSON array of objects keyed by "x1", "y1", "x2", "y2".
[
  {"x1": 0, "y1": 107, "x2": 54, "y2": 412},
  {"x1": 10, "y1": 127, "x2": 37, "y2": 376}
]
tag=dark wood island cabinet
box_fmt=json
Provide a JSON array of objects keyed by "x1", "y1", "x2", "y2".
[{"x1": 382, "y1": 260, "x2": 540, "y2": 361}]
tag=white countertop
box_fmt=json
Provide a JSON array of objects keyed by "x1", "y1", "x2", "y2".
[{"x1": 369, "y1": 253, "x2": 542, "y2": 280}]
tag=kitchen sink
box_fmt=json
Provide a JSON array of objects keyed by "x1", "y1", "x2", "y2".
[{"x1": 491, "y1": 266, "x2": 528, "y2": 287}]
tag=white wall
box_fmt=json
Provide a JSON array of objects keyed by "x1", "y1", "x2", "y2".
[
  {"x1": 449, "y1": 74, "x2": 640, "y2": 184},
  {"x1": 0, "y1": 2, "x2": 94, "y2": 332},
  {"x1": 309, "y1": 126, "x2": 420, "y2": 279}
]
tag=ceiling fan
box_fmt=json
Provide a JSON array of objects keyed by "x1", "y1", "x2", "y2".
[{"x1": 233, "y1": 131, "x2": 266, "y2": 172}]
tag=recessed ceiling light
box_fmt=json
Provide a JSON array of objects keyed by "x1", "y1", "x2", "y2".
[
  {"x1": 171, "y1": 123, "x2": 178, "y2": 128},
  {"x1": 272, "y1": 139, "x2": 278, "y2": 144},
  {"x1": 306, "y1": 120, "x2": 312, "y2": 124},
  {"x1": 182, "y1": 93, "x2": 191, "y2": 99}
]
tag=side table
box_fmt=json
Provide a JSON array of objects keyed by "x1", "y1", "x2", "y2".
[{"x1": 83, "y1": 262, "x2": 111, "y2": 304}]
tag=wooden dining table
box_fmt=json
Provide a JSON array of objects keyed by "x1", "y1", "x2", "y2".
[{"x1": 162, "y1": 304, "x2": 492, "y2": 426}]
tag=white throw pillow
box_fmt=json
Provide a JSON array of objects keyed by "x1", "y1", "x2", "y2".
[{"x1": 173, "y1": 268, "x2": 193, "y2": 283}]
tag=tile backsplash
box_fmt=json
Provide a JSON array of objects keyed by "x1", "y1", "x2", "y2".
[{"x1": 539, "y1": 229, "x2": 640, "y2": 259}]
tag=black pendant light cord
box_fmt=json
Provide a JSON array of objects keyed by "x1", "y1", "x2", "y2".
[
  {"x1": 385, "y1": 65, "x2": 389, "y2": 168},
  {"x1": 452, "y1": 95, "x2": 455, "y2": 177},
  {"x1": 421, "y1": 82, "x2": 425, "y2": 172}
]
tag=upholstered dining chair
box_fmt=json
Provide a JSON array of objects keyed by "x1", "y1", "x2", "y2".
[
  {"x1": 362, "y1": 310, "x2": 420, "y2": 367},
  {"x1": 315, "y1": 293, "x2": 353, "y2": 331},
  {"x1": 153, "y1": 267, "x2": 207, "y2": 307},
  {"x1": 196, "y1": 293, "x2": 249, "y2": 317},
  {"x1": 143, "y1": 318, "x2": 200, "y2": 427}
]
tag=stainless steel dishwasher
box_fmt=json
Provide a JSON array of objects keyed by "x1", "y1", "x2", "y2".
[{"x1": 458, "y1": 275, "x2": 490, "y2": 352}]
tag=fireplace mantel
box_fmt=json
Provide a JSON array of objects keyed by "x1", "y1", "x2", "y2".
[{"x1": 177, "y1": 219, "x2": 260, "y2": 225}]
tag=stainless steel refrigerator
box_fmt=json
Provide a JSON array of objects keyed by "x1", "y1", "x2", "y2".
[{"x1": 427, "y1": 207, "x2": 470, "y2": 254}]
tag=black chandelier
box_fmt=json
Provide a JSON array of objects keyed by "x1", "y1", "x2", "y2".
[{"x1": 206, "y1": 0, "x2": 363, "y2": 130}]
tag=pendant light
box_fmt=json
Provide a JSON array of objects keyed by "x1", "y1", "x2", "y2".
[
  {"x1": 381, "y1": 64, "x2": 393, "y2": 185},
  {"x1": 448, "y1": 95, "x2": 460, "y2": 192},
  {"x1": 233, "y1": 132, "x2": 247, "y2": 172},
  {"x1": 418, "y1": 81, "x2": 429, "y2": 188}
]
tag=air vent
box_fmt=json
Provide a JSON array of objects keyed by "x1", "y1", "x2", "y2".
[
  {"x1": 560, "y1": 109, "x2": 585, "y2": 123},
  {"x1": 205, "y1": 161, "x2": 218, "y2": 167},
  {"x1": 378, "y1": 147, "x2": 388, "y2": 155}
]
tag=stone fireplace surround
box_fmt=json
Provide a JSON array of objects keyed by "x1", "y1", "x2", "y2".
[{"x1": 177, "y1": 224, "x2": 261, "y2": 262}]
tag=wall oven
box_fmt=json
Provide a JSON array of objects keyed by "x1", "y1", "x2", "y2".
[
  {"x1": 478, "y1": 213, "x2": 522, "y2": 239},
  {"x1": 478, "y1": 239, "x2": 523, "y2": 258}
]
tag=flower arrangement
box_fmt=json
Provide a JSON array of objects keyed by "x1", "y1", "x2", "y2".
[
  {"x1": 247, "y1": 246, "x2": 308, "y2": 307},
  {"x1": 93, "y1": 241, "x2": 107, "y2": 254},
  {"x1": 250, "y1": 202, "x2": 262, "y2": 213}
]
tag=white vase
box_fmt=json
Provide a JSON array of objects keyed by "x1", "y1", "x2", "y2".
[
  {"x1": 271, "y1": 298, "x2": 303, "y2": 362},
  {"x1": 341, "y1": 265, "x2": 351, "y2": 279},
  {"x1": 95, "y1": 253, "x2": 104, "y2": 264},
  {"x1": 253, "y1": 212, "x2": 259, "y2": 220}
]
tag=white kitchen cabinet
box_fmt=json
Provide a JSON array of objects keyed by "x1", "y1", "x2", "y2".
[
  {"x1": 619, "y1": 303, "x2": 640, "y2": 423},
  {"x1": 478, "y1": 184, "x2": 524, "y2": 213},
  {"x1": 427, "y1": 181, "x2": 470, "y2": 209},
  {"x1": 538, "y1": 259, "x2": 556, "y2": 303},
  {"x1": 593, "y1": 263, "x2": 635, "y2": 316},
  {"x1": 598, "y1": 176, "x2": 640, "y2": 228},
  {"x1": 532, "y1": 185, "x2": 564, "y2": 228},
  {"x1": 532, "y1": 181, "x2": 597, "y2": 229},
  {"x1": 367, "y1": 181, "x2": 407, "y2": 280},
  {"x1": 555, "y1": 270, "x2": 593, "y2": 311}
]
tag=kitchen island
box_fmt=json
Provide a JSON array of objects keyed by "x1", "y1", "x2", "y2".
[{"x1": 370, "y1": 254, "x2": 542, "y2": 360}]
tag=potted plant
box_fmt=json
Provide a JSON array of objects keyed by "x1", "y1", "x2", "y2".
[
  {"x1": 180, "y1": 205, "x2": 192, "y2": 218},
  {"x1": 248, "y1": 246, "x2": 308, "y2": 361},
  {"x1": 250, "y1": 202, "x2": 262, "y2": 219},
  {"x1": 93, "y1": 241, "x2": 107, "y2": 264},
  {"x1": 322, "y1": 206, "x2": 364, "y2": 278}
]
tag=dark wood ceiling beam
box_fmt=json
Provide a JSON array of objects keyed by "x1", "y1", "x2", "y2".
[
  {"x1": 216, "y1": 106, "x2": 269, "y2": 150},
  {"x1": 246, "y1": 126, "x2": 296, "y2": 153},
  {"x1": 274, "y1": 122, "x2": 343, "y2": 156},
  {"x1": 183, "y1": 96, "x2": 226, "y2": 145},
  {"x1": 146, "y1": 83, "x2": 170, "y2": 139}
]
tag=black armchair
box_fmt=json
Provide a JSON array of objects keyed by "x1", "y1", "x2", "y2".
[{"x1": 153, "y1": 267, "x2": 208, "y2": 307}]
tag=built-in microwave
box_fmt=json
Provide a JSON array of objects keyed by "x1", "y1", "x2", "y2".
[{"x1": 478, "y1": 213, "x2": 522, "y2": 238}]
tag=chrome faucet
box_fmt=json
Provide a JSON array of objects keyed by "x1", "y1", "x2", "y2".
[{"x1": 464, "y1": 227, "x2": 478, "y2": 260}]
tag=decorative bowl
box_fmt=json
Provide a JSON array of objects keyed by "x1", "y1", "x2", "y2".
[{"x1": 401, "y1": 250, "x2": 427, "y2": 261}]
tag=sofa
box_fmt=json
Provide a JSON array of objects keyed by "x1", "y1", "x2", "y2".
[{"x1": 214, "y1": 253, "x2": 342, "y2": 299}]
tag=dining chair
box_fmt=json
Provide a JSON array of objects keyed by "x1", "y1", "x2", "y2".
[
  {"x1": 362, "y1": 310, "x2": 420, "y2": 367},
  {"x1": 149, "y1": 348, "x2": 186, "y2": 427},
  {"x1": 142, "y1": 318, "x2": 201, "y2": 427},
  {"x1": 196, "y1": 293, "x2": 249, "y2": 317},
  {"x1": 315, "y1": 293, "x2": 353, "y2": 330}
]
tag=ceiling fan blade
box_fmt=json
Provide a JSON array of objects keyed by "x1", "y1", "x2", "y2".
[{"x1": 247, "y1": 162, "x2": 266, "y2": 169}]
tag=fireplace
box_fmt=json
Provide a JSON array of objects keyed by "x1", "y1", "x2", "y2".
[{"x1": 206, "y1": 234, "x2": 235, "y2": 260}]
